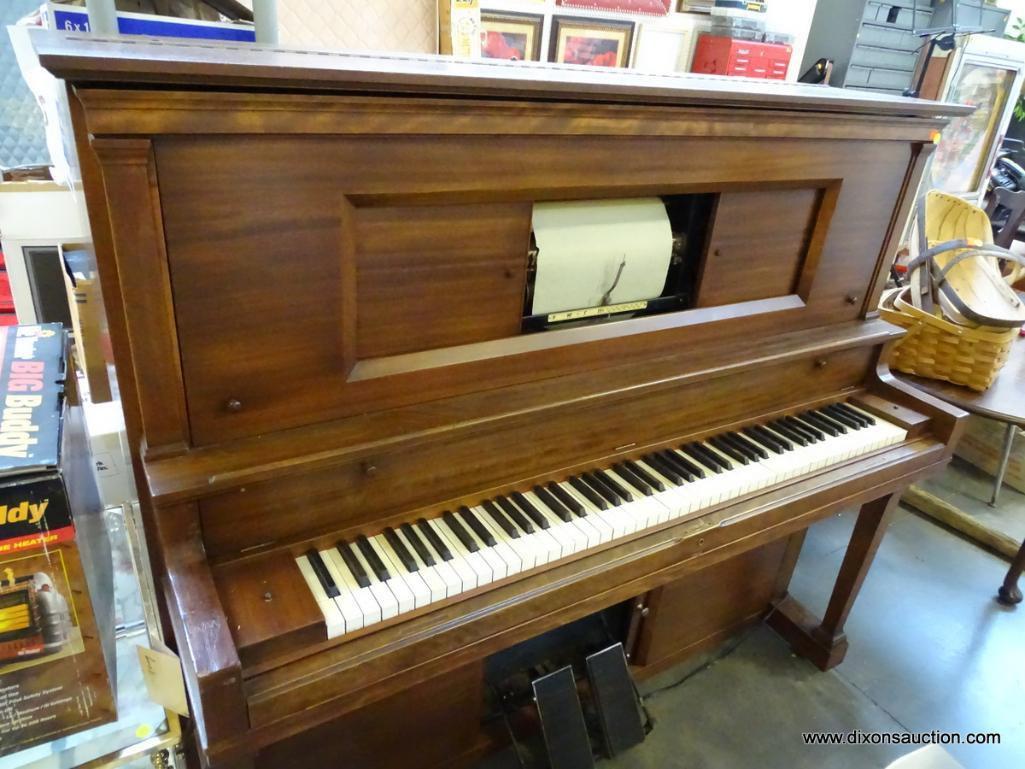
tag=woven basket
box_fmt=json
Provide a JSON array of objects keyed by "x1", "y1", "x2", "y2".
[{"x1": 880, "y1": 287, "x2": 1018, "y2": 391}]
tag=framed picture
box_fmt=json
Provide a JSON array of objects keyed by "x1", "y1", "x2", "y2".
[
  {"x1": 555, "y1": 0, "x2": 672, "y2": 16},
  {"x1": 480, "y1": 11, "x2": 544, "y2": 61},
  {"x1": 549, "y1": 16, "x2": 635, "y2": 68}
]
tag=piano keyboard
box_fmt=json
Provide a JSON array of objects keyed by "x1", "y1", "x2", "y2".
[{"x1": 297, "y1": 403, "x2": 906, "y2": 639}]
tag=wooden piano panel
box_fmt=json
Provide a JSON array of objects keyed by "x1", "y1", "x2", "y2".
[
  {"x1": 155, "y1": 132, "x2": 911, "y2": 448},
  {"x1": 355, "y1": 203, "x2": 531, "y2": 358},
  {"x1": 698, "y1": 188, "x2": 824, "y2": 307}
]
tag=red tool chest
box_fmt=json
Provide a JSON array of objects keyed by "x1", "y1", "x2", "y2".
[{"x1": 690, "y1": 34, "x2": 792, "y2": 79}]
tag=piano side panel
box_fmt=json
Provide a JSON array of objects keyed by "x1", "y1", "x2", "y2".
[
  {"x1": 154, "y1": 133, "x2": 913, "y2": 447},
  {"x1": 199, "y1": 344, "x2": 875, "y2": 558}
]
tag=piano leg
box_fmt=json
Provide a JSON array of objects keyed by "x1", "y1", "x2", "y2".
[
  {"x1": 768, "y1": 492, "x2": 899, "y2": 671},
  {"x1": 997, "y1": 538, "x2": 1025, "y2": 606}
]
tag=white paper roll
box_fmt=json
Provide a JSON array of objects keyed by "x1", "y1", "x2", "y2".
[{"x1": 531, "y1": 198, "x2": 673, "y2": 316}]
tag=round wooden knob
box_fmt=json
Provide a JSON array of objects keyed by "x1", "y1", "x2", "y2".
[
  {"x1": 845, "y1": 294, "x2": 859, "y2": 305},
  {"x1": 815, "y1": 358, "x2": 828, "y2": 369},
  {"x1": 363, "y1": 462, "x2": 378, "y2": 477},
  {"x1": 226, "y1": 398, "x2": 243, "y2": 412}
]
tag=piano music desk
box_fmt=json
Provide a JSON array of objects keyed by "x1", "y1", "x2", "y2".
[{"x1": 897, "y1": 336, "x2": 1025, "y2": 606}]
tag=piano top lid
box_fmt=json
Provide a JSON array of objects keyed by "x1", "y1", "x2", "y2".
[{"x1": 30, "y1": 29, "x2": 973, "y2": 120}]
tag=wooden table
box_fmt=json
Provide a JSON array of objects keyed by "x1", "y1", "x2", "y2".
[{"x1": 897, "y1": 335, "x2": 1025, "y2": 606}]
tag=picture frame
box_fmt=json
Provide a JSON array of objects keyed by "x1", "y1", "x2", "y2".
[
  {"x1": 549, "y1": 16, "x2": 636, "y2": 68},
  {"x1": 480, "y1": 11, "x2": 544, "y2": 62},
  {"x1": 555, "y1": 0, "x2": 672, "y2": 16}
]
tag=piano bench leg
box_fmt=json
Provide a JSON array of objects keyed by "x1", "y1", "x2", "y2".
[{"x1": 768, "y1": 492, "x2": 899, "y2": 671}]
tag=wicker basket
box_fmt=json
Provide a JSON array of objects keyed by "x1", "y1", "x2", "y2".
[{"x1": 880, "y1": 287, "x2": 1018, "y2": 391}]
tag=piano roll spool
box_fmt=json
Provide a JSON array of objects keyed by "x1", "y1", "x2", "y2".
[{"x1": 522, "y1": 194, "x2": 713, "y2": 332}]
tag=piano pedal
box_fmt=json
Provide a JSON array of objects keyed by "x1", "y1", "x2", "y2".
[
  {"x1": 585, "y1": 644, "x2": 647, "y2": 757},
  {"x1": 532, "y1": 666, "x2": 596, "y2": 769}
]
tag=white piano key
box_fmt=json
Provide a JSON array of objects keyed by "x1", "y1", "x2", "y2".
[
  {"x1": 394, "y1": 527, "x2": 449, "y2": 602},
  {"x1": 350, "y1": 542, "x2": 400, "y2": 620},
  {"x1": 317, "y1": 548, "x2": 365, "y2": 633},
  {"x1": 432, "y1": 518, "x2": 493, "y2": 586},
  {"x1": 485, "y1": 505, "x2": 540, "y2": 570},
  {"x1": 558, "y1": 482, "x2": 631, "y2": 539},
  {"x1": 374, "y1": 534, "x2": 432, "y2": 610},
  {"x1": 522, "y1": 490, "x2": 588, "y2": 555},
  {"x1": 421, "y1": 520, "x2": 477, "y2": 592},
  {"x1": 323, "y1": 546, "x2": 382, "y2": 627},
  {"x1": 368, "y1": 535, "x2": 416, "y2": 614},
  {"x1": 296, "y1": 555, "x2": 345, "y2": 638},
  {"x1": 413, "y1": 525, "x2": 466, "y2": 597},
  {"x1": 458, "y1": 514, "x2": 510, "y2": 580},
  {"x1": 470, "y1": 506, "x2": 525, "y2": 574}
]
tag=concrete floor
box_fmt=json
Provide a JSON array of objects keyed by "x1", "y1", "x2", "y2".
[{"x1": 477, "y1": 458, "x2": 1025, "y2": 769}]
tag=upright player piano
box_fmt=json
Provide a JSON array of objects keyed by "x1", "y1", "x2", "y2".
[{"x1": 34, "y1": 31, "x2": 970, "y2": 769}]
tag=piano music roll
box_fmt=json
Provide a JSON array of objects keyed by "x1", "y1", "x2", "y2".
[{"x1": 530, "y1": 198, "x2": 674, "y2": 316}]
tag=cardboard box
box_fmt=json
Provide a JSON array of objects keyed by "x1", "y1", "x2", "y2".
[
  {"x1": 84, "y1": 400, "x2": 136, "y2": 508},
  {"x1": 0, "y1": 324, "x2": 115, "y2": 757},
  {"x1": 954, "y1": 415, "x2": 1025, "y2": 495},
  {"x1": 63, "y1": 246, "x2": 113, "y2": 404}
]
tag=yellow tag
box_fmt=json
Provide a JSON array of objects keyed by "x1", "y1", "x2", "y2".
[{"x1": 137, "y1": 644, "x2": 189, "y2": 717}]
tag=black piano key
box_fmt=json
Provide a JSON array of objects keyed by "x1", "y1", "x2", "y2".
[
  {"x1": 769, "y1": 419, "x2": 806, "y2": 446},
  {"x1": 511, "y1": 491, "x2": 550, "y2": 530},
  {"x1": 752, "y1": 425, "x2": 789, "y2": 452},
  {"x1": 667, "y1": 450, "x2": 705, "y2": 479},
  {"x1": 497, "y1": 496, "x2": 536, "y2": 534},
  {"x1": 836, "y1": 401, "x2": 875, "y2": 425},
  {"x1": 400, "y1": 523, "x2": 436, "y2": 567},
  {"x1": 732, "y1": 431, "x2": 769, "y2": 460},
  {"x1": 583, "y1": 471, "x2": 622, "y2": 506},
  {"x1": 625, "y1": 460, "x2": 664, "y2": 491},
  {"x1": 801, "y1": 411, "x2": 840, "y2": 436},
  {"x1": 442, "y1": 511, "x2": 479, "y2": 553},
  {"x1": 569, "y1": 475, "x2": 608, "y2": 509},
  {"x1": 417, "y1": 518, "x2": 454, "y2": 561},
  {"x1": 356, "y1": 535, "x2": 391, "y2": 582},
  {"x1": 708, "y1": 436, "x2": 747, "y2": 465},
  {"x1": 683, "y1": 443, "x2": 726, "y2": 473},
  {"x1": 482, "y1": 499, "x2": 520, "y2": 539},
  {"x1": 643, "y1": 453, "x2": 683, "y2": 485},
  {"x1": 549, "y1": 482, "x2": 586, "y2": 517},
  {"x1": 459, "y1": 505, "x2": 497, "y2": 547},
  {"x1": 336, "y1": 539, "x2": 372, "y2": 588},
  {"x1": 745, "y1": 426, "x2": 782, "y2": 454},
  {"x1": 823, "y1": 403, "x2": 863, "y2": 429},
  {"x1": 612, "y1": 463, "x2": 652, "y2": 495},
  {"x1": 305, "y1": 549, "x2": 339, "y2": 598},
  {"x1": 719, "y1": 432, "x2": 756, "y2": 461},
  {"x1": 534, "y1": 484, "x2": 572, "y2": 522},
  {"x1": 811, "y1": 408, "x2": 849, "y2": 434},
  {"x1": 723, "y1": 432, "x2": 761, "y2": 462},
  {"x1": 656, "y1": 450, "x2": 695, "y2": 482},
  {"x1": 784, "y1": 415, "x2": 822, "y2": 441},
  {"x1": 598, "y1": 469, "x2": 634, "y2": 502},
  {"x1": 384, "y1": 527, "x2": 418, "y2": 572}
]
